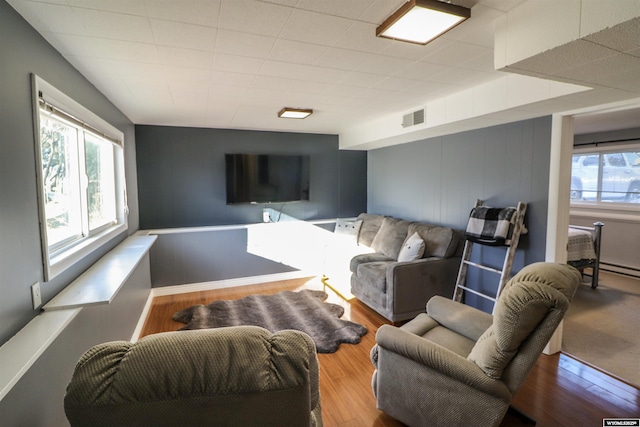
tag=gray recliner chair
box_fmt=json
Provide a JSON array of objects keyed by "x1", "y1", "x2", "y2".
[
  {"x1": 65, "y1": 326, "x2": 323, "y2": 427},
  {"x1": 370, "y1": 262, "x2": 581, "y2": 427}
]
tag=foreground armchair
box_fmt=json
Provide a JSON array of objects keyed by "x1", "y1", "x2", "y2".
[
  {"x1": 65, "y1": 326, "x2": 323, "y2": 427},
  {"x1": 370, "y1": 262, "x2": 581, "y2": 427}
]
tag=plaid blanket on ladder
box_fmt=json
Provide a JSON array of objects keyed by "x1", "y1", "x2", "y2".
[{"x1": 465, "y1": 207, "x2": 516, "y2": 246}]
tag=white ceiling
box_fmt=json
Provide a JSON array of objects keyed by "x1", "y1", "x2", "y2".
[{"x1": 7, "y1": 0, "x2": 640, "y2": 140}]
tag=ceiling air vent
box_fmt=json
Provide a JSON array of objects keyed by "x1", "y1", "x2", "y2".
[{"x1": 402, "y1": 108, "x2": 425, "y2": 128}]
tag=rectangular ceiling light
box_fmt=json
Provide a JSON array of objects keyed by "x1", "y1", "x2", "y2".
[
  {"x1": 278, "y1": 107, "x2": 313, "y2": 119},
  {"x1": 377, "y1": 0, "x2": 470, "y2": 45}
]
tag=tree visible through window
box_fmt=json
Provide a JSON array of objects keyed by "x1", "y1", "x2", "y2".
[{"x1": 34, "y1": 74, "x2": 127, "y2": 280}]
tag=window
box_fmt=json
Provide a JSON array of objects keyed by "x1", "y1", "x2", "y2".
[
  {"x1": 33, "y1": 75, "x2": 127, "y2": 280},
  {"x1": 570, "y1": 144, "x2": 640, "y2": 205}
]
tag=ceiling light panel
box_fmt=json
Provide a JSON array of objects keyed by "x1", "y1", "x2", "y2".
[{"x1": 377, "y1": 0, "x2": 470, "y2": 45}]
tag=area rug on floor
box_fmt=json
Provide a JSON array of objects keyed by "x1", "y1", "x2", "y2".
[
  {"x1": 562, "y1": 272, "x2": 640, "y2": 387},
  {"x1": 172, "y1": 289, "x2": 367, "y2": 353}
]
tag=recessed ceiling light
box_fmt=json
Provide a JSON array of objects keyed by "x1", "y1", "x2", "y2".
[
  {"x1": 278, "y1": 107, "x2": 313, "y2": 119},
  {"x1": 377, "y1": 0, "x2": 470, "y2": 45}
]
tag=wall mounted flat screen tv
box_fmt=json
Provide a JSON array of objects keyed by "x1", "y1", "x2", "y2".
[{"x1": 225, "y1": 154, "x2": 310, "y2": 204}]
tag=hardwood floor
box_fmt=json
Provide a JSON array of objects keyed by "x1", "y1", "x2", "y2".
[{"x1": 140, "y1": 276, "x2": 640, "y2": 426}]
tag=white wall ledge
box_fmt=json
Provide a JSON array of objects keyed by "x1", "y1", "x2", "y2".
[
  {"x1": 43, "y1": 235, "x2": 157, "y2": 311},
  {"x1": 0, "y1": 234, "x2": 157, "y2": 402},
  {"x1": 0, "y1": 308, "x2": 80, "y2": 401}
]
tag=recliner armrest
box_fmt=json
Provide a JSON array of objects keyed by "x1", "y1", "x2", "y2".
[
  {"x1": 375, "y1": 325, "x2": 511, "y2": 401},
  {"x1": 426, "y1": 296, "x2": 493, "y2": 342}
]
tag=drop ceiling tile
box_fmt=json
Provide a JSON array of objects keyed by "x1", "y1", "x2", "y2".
[
  {"x1": 460, "y1": 50, "x2": 495, "y2": 72},
  {"x1": 211, "y1": 70, "x2": 256, "y2": 88},
  {"x1": 259, "y1": 60, "x2": 349, "y2": 84},
  {"x1": 218, "y1": 0, "x2": 293, "y2": 37},
  {"x1": 14, "y1": 2, "x2": 85, "y2": 35},
  {"x1": 356, "y1": 55, "x2": 414, "y2": 76},
  {"x1": 338, "y1": 71, "x2": 387, "y2": 88},
  {"x1": 423, "y1": 42, "x2": 491, "y2": 68},
  {"x1": 510, "y1": 39, "x2": 617, "y2": 76},
  {"x1": 49, "y1": 34, "x2": 160, "y2": 63},
  {"x1": 157, "y1": 46, "x2": 214, "y2": 69},
  {"x1": 251, "y1": 76, "x2": 295, "y2": 91},
  {"x1": 295, "y1": 0, "x2": 373, "y2": 20},
  {"x1": 584, "y1": 17, "x2": 640, "y2": 54},
  {"x1": 357, "y1": 0, "x2": 406, "y2": 25},
  {"x1": 66, "y1": 0, "x2": 147, "y2": 16},
  {"x1": 428, "y1": 67, "x2": 496, "y2": 86},
  {"x1": 72, "y1": 8, "x2": 155, "y2": 43},
  {"x1": 163, "y1": 65, "x2": 211, "y2": 83},
  {"x1": 213, "y1": 53, "x2": 265, "y2": 74},
  {"x1": 289, "y1": 81, "x2": 331, "y2": 95},
  {"x1": 439, "y1": 5, "x2": 502, "y2": 48},
  {"x1": 144, "y1": 0, "x2": 221, "y2": 27},
  {"x1": 280, "y1": 9, "x2": 353, "y2": 46},
  {"x1": 333, "y1": 21, "x2": 394, "y2": 54},
  {"x1": 313, "y1": 47, "x2": 377, "y2": 71},
  {"x1": 150, "y1": 19, "x2": 217, "y2": 51},
  {"x1": 209, "y1": 84, "x2": 249, "y2": 101},
  {"x1": 395, "y1": 61, "x2": 449, "y2": 81},
  {"x1": 322, "y1": 84, "x2": 367, "y2": 98},
  {"x1": 355, "y1": 87, "x2": 397, "y2": 101},
  {"x1": 377, "y1": 39, "x2": 445, "y2": 61},
  {"x1": 553, "y1": 52, "x2": 640, "y2": 85},
  {"x1": 206, "y1": 104, "x2": 240, "y2": 126},
  {"x1": 268, "y1": 39, "x2": 329, "y2": 65},
  {"x1": 215, "y1": 30, "x2": 277, "y2": 59},
  {"x1": 371, "y1": 77, "x2": 422, "y2": 92}
]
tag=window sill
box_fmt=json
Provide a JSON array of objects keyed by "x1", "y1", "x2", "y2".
[
  {"x1": 43, "y1": 234, "x2": 157, "y2": 311},
  {"x1": 0, "y1": 234, "x2": 156, "y2": 402}
]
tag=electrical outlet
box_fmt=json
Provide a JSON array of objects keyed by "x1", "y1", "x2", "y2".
[{"x1": 31, "y1": 282, "x2": 42, "y2": 309}]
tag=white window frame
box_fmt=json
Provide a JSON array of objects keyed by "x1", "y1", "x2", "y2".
[{"x1": 32, "y1": 75, "x2": 128, "y2": 281}]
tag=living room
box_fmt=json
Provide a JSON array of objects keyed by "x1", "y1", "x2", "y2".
[{"x1": 1, "y1": 0, "x2": 640, "y2": 425}]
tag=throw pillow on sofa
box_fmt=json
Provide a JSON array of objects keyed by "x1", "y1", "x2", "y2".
[
  {"x1": 397, "y1": 232, "x2": 425, "y2": 262},
  {"x1": 334, "y1": 219, "x2": 363, "y2": 244},
  {"x1": 371, "y1": 217, "x2": 411, "y2": 259}
]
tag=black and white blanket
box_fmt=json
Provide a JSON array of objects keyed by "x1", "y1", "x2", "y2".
[{"x1": 465, "y1": 206, "x2": 516, "y2": 246}]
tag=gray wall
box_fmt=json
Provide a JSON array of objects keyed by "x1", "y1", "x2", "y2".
[
  {"x1": 0, "y1": 3, "x2": 146, "y2": 424},
  {"x1": 0, "y1": 256, "x2": 151, "y2": 426},
  {"x1": 0, "y1": 0, "x2": 140, "y2": 345},
  {"x1": 135, "y1": 125, "x2": 367, "y2": 229},
  {"x1": 368, "y1": 117, "x2": 553, "y2": 311}
]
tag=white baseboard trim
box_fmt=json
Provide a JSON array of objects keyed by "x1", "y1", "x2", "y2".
[
  {"x1": 150, "y1": 271, "x2": 318, "y2": 297},
  {"x1": 130, "y1": 291, "x2": 155, "y2": 343}
]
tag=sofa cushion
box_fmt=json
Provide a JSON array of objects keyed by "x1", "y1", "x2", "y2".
[
  {"x1": 371, "y1": 217, "x2": 411, "y2": 259},
  {"x1": 397, "y1": 232, "x2": 425, "y2": 262},
  {"x1": 334, "y1": 219, "x2": 362, "y2": 244},
  {"x1": 357, "y1": 261, "x2": 395, "y2": 293},
  {"x1": 356, "y1": 213, "x2": 385, "y2": 247},
  {"x1": 350, "y1": 253, "x2": 394, "y2": 274},
  {"x1": 407, "y1": 222, "x2": 459, "y2": 258}
]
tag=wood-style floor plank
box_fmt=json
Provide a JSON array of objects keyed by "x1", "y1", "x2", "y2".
[{"x1": 140, "y1": 275, "x2": 640, "y2": 427}]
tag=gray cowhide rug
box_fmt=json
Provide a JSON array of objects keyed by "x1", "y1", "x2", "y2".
[{"x1": 172, "y1": 289, "x2": 367, "y2": 353}]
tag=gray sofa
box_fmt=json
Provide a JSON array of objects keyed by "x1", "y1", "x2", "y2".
[{"x1": 349, "y1": 213, "x2": 463, "y2": 322}]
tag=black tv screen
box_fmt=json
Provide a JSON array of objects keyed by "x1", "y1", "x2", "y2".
[{"x1": 225, "y1": 154, "x2": 310, "y2": 204}]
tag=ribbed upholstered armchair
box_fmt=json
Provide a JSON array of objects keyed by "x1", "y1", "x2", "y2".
[
  {"x1": 64, "y1": 326, "x2": 323, "y2": 427},
  {"x1": 370, "y1": 262, "x2": 581, "y2": 427}
]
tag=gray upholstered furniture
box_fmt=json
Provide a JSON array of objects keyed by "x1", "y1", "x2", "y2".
[
  {"x1": 64, "y1": 326, "x2": 323, "y2": 427},
  {"x1": 350, "y1": 213, "x2": 463, "y2": 322},
  {"x1": 370, "y1": 262, "x2": 581, "y2": 427}
]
